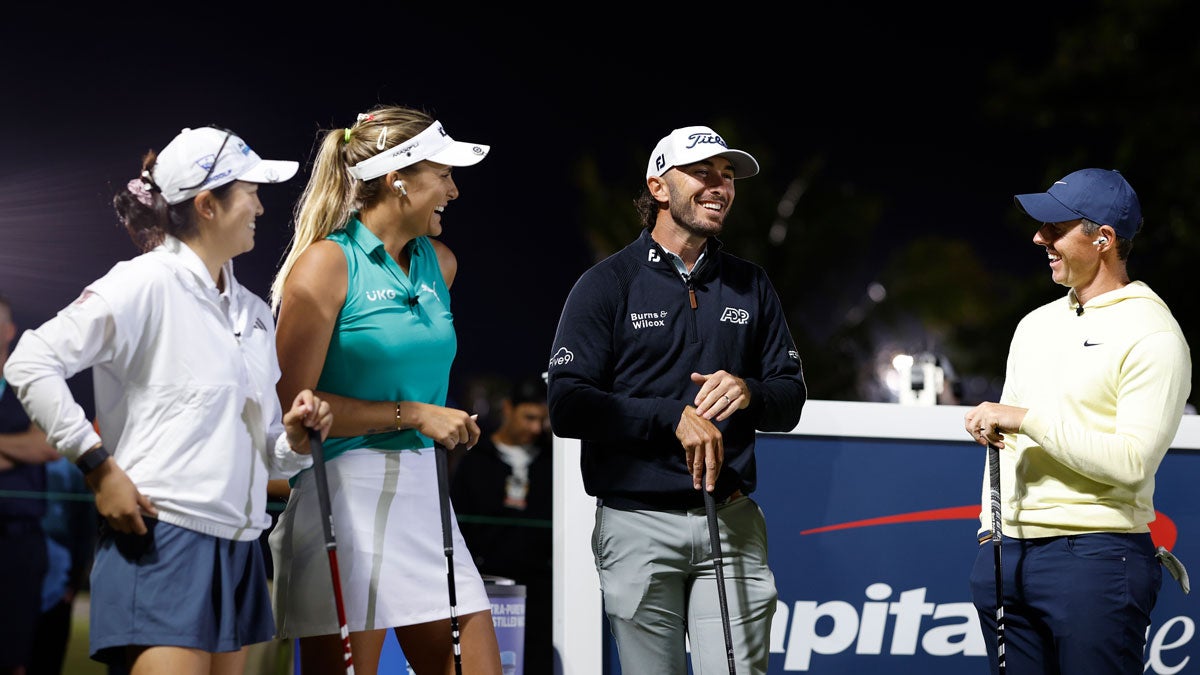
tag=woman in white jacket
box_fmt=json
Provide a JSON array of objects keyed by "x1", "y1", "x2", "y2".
[{"x1": 3, "y1": 126, "x2": 332, "y2": 675}]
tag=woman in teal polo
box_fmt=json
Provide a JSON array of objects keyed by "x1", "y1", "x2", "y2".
[{"x1": 267, "y1": 105, "x2": 502, "y2": 675}]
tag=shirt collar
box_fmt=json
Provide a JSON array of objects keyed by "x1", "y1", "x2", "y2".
[
  {"x1": 156, "y1": 235, "x2": 240, "y2": 304},
  {"x1": 345, "y1": 215, "x2": 423, "y2": 262},
  {"x1": 345, "y1": 216, "x2": 386, "y2": 258}
]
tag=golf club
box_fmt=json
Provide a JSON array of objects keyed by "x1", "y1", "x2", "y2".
[
  {"x1": 435, "y1": 443, "x2": 464, "y2": 675},
  {"x1": 703, "y1": 483, "x2": 737, "y2": 675},
  {"x1": 988, "y1": 441, "x2": 1006, "y2": 675},
  {"x1": 308, "y1": 428, "x2": 355, "y2": 674}
]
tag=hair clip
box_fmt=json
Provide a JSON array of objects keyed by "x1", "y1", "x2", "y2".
[
  {"x1": 356, "y1": 113, "x2": 375, "y2": 124},
  {"x1": 376, "y1": 127, "x2": 388, "y2": 151},
  {"x1": 139, "y1": 170, "x2": 159, "y2": 191},
  {"x1": 127, "y1": 178, "x2": 154, "y2": 207}
]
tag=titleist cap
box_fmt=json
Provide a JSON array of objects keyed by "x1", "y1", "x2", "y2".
[
  {"x1": 646, "y1": 125, "x2": 759, "y2": 180},
  {"x1": 1014, "y1": 168, "x2": 1142, "y2": 239},
  {"x1": 154, "y1": 126, "x2": 298, "y2": 205}
]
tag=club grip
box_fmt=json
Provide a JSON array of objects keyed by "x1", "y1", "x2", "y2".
[{"x1": 435, "y1": 444, "x2": 453, "y2": 552}]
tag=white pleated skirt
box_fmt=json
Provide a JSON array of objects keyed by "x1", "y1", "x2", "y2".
[{"x1": 269, "y1": 447, "x2": 491, "y2": 638}]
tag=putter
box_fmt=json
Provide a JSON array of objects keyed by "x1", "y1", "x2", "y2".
[
  {"x1": 435, "y1": 443, "x2": 464, "y2": 675},
  {"x1": 988, "y1": 441, "x2": 1007, "y2": 674},
  {"x1": 703, "y1": 482, "x2": 737, "y2": 675},
  {"x1": 308, "y1": 428, "x2": 355, "y2": 674}
]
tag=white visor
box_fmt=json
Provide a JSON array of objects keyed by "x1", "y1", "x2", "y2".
[{"x1": 346, "y1": 120, "x2": 489, "y2": 181}]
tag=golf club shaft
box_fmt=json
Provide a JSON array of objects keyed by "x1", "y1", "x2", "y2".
[
  {"x1": 703, "y1": 487, "x2": 737, "y2": 675},
  {"x1": 309, "y1": 428, "x2": 355, "y2": 675},
  {"x1": 435, "y1": 444, "x2": 464, "y2": 675},
  {"x1": 988, "y1": 442, "x2": 1006, "y2": 675}
]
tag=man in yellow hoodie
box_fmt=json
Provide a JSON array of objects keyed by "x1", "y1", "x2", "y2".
[{"x1": 963, "y1": 168, "x2": 1191, "y2": 675}]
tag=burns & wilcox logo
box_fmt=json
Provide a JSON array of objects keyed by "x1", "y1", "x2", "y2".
[{"x1": 630, "y1": 310, "x2": 667, "y2": 330}]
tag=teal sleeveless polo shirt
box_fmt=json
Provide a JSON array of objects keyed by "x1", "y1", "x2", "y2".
[{"x1": 317, "y1": 217, "x2": 456, "y2": 462}]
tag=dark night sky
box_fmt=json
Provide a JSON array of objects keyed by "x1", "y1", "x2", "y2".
[{"x1": 0, "y1": 7, "x2": 1082, "y2": 411}]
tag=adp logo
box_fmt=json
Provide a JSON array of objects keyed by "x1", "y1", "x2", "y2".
[
  {"x1": 769, "y1": 505, "x2": 1194, "y2": 673},
  {"x1": 720, "y1": 307, "x2": 750, "y2": 324}
]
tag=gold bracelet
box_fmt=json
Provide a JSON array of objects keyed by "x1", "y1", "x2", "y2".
[{"x1": 395, "y1": 401, "x2": 403, "y2": 431}]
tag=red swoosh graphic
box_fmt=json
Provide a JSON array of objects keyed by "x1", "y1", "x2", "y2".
[{"x1": 801, "y1": 505, "x2": 1178, "y2": 550}]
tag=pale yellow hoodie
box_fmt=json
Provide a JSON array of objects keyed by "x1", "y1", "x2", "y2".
[{"x1": 982, "y1": 281, "x2": 1192, "y2": 539}]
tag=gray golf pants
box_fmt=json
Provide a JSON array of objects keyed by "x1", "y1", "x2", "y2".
[{"x1": 592, "y1": 494, "x2": 778, "y2": 674}]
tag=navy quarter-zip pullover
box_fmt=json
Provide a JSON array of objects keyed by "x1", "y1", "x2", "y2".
[{"x1": 547, "y1": 228, "x2": 806, "y2": 510}]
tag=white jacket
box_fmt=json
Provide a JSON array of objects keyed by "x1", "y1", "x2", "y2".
[{"x1": 4, "y1": 237, "x2": 311, "y2": 541}]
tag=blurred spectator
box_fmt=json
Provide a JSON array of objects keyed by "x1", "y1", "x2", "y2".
[
  {"x1": 30, "y1": 455, "x2": 97, "y2": 675},
  {"x1": 0, "y1": 293, "x2": 60, "y2": 675},
  {"x1": 451, "y1": 373, "x2": 552, "y2": 674}
]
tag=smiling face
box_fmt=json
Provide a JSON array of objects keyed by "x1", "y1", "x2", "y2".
[
  {"x1": 402, "y1": 161, "x2": 460, "y2": 237},
  {"x1": 657, "y1": 157, "x2": 737, "y2": 239},
  {"x1": 210, "y1": 181, "x2": 264, "y2": 260},
  {"x1": 1032, "y1": 219, "x2": 1100, "y2": 289}
]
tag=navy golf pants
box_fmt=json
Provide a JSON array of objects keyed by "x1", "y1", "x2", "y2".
[{"x1": 969, "y1": 532, "x2": 1161, "y2": 675}]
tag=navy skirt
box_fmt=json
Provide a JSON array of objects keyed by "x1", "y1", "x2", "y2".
[{"x1": 88, "y1": 518, "x2": 274, "y2": 665}]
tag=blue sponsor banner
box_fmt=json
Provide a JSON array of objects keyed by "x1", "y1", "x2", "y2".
[
  {"x1": 753, "y1": 435, "x2": 1195, "y2": 673},
  {"x1": 559, "y1": 401, "x2": 1200, "y2": 675}
]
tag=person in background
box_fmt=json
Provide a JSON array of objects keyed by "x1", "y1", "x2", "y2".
[
  {"x1": 546, "y1": 125, "x2": 807, "y2": 674},
  {"x1": 0, "y1": 293, "x2": 59, "y2": 675},
  {"x1": 451, "y1": 372, "x2": 553, "y2": 674},
  {"x1": 30, "y1": 454, "x2": 97, "y2": 675},
  {"x1": 4, "y1": 125, "x2": 332, "y2": 674},
  {"x1": 267, "y1": 104, "x2": 502, "y2": 675},
  {"x1": 965, "y1": 168, "x2": 1191, "y2": 674}
]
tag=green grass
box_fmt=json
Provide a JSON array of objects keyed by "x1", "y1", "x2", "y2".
[{"x1": 63, "y1": 596, "x2": 105, "y2": 674}]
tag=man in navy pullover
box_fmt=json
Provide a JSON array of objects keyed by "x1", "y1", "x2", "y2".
[{"x1": 547, "y1": 125, "x2": 806, "y2": 675}]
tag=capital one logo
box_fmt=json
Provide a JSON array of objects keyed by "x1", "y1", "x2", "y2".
[{"x1": 720, "y1": 307, "x2": 750, "y2": 324}]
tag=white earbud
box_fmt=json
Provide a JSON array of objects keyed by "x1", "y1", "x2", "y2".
[
  {"x1": 1093, "y1": 236, "x2": 1109, "y2": 246},
  {"x1": 392, "y1": 179, "x2": 407, "y2": 196}
]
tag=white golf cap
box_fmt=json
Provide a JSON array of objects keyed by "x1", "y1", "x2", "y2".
[
  {"x1": 346, "y1": 120, "x2": 490, "y2": 181},
  {"x1": 153, "y1": 126, "x2": 299, "y2": 205},
  {"x1": 645, "y1": 125, "x2": 759, "y2": 180}
]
